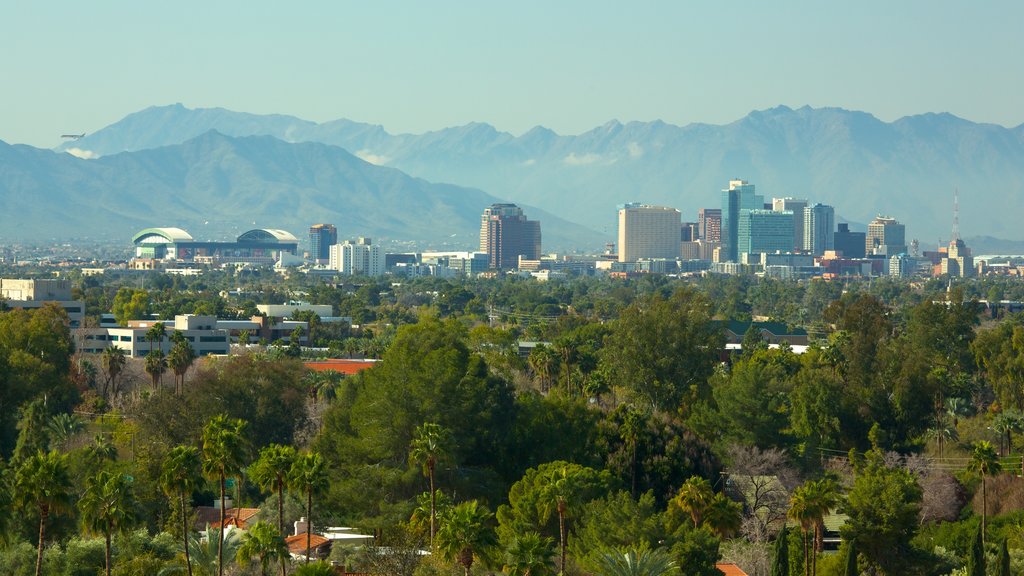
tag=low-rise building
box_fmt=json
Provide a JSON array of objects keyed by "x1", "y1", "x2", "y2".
[{"x1": 0, "y1": 278, "x2": 85, "y2": 327}]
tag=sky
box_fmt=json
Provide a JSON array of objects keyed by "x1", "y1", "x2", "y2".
[{"x1": 2, "y1": 1, "x2": 1022, "y2": 148}]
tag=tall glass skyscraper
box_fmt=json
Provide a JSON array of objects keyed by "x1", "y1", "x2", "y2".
[{"x1": 721, "y1": 180, "x2": 763, "y2": 262}]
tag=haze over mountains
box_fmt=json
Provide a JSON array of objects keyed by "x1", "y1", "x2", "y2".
[
  {"x1": 54, "y1": 104, "x2": 1024, "y2": 251},
  {"x1": 0, "y1": 131, "x2": 600, "y2": 249},
  {"x1": 3, "y1": 104, "x2": 1023, "y2": 252}
]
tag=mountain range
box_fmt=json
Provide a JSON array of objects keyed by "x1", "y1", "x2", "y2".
[
  {"x1": 0, "y1": 131, "x2": 601, "y2": 249},
  {"x1": 55, "y1": 104, "x2": 1024, "y2": 249}
]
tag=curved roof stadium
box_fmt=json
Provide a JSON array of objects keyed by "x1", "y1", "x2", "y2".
[
  {"x1": 132, "y1": 227, "x2": 195, "y2": 244},
  {"x1": 237, "y1": 229, "x2": 299, "y2": 243}
]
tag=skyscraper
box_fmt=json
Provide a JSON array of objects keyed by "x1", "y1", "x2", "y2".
[
  {"x1": 329, "y1": 237, "x2": 383, "y2": 276},
  {"x1": 737, "y1": 210, "x2": 794, "y2": 257},
  {"x1": 866, "y1": 216, "x2": 907, "y2": 256},
  {"x1": 721, "y1": 180, "x2": 763, "y2": 262},
  {"x1": 617, "y1": 204, "x2": 681, "y2": 262},
  {"x1": 308, "y1": 223, "x2": 337, "y2": 263},
  {"x1": 833, "y1": 223, "x2": 866, "y2": 258},
  {"x1": 698, "y1": 208, "x2": 722, "y2": 242},
  {"x1": 803, "y1": 204, "x2": 835, "y2": 256},
  {"x1": 772, "y1": 198, "x2": 808, "y2": 251},
  {"x1": 480, "y1": 204, "x2": 542, "y2": 270}
]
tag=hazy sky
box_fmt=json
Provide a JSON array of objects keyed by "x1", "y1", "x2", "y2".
[{"x1": 2, "y1": 1, "x2": 1021, "y2": 148}]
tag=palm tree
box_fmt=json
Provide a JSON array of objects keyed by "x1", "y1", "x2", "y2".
[
  {"x1": 703, "y1": 492, "x2": 743, "y2": 538},
  {"x1": 541, "y1": 464, "x2": 585, "y2": 576},
  {"x1": 409, "y1": 422, "x2": 453, "y2": 546},
  {"x1": 806, "y1": 479, "x2": 841, "y2": 576},
  {"x1": 946, "y1": 397, "x2": 968, "y2": 430},
  {"x1": 167, "y1": 335, "x2": 196, "y2": 395},
  {"x1": 46, "y1": 412, "x2": 84, "y2": 451},
  {"x1": 672, "y1": 476, "x2": 714, "y2": 528},
  {"x1": 292, "y1": 562, "x2": 336, "y2": 576},
  {"x1": 250, "y1": 444, "x2": 297, "y2": 576},
  {"x1": 161, "y1": 445, "x2": 204, "y2": 576},
  {"x1": 237, "y1": 521, "x2": 288, "y2": 576},
  {"x1": 528, "y1": 344, "x2": 559, "y2": 392},
  {"x1": 14, "y1": 450, "x2": 72, "y2": 576},
  {"x1": 503, "y1": 532, "x2": 555, "y2": 576},
  {"x1": 436, "y1": 500, "x2": 497, "y2": 576},
  {"x1": 201, "y1": 415, "x2": 250, "y2": 576},
  {"x1": 161, "y1": 527, "x2": 242, "y2": 576},
  {"x1": 925, "y1": 420, "x2": 958, "y2": 459},
  {"x1": 289, "y1": 451, "x2": 329, "y2": 564},
  {"x1": 788, "y1": 485, "x2": 814, "y2": 576},
  {"x1": 591, "y1": 547, "x2": 678, "y2": 576},
  {"x1": 968, "y1": 440, "x2": 1002, "y2": 545},
  {"x1": 147, "y1": 322, "x2": 167, "y2": 355},
  {"x1": 146, "y1": 349, "x2": 168, "y2": 390},
  {"x1": 101, "y1": 345, "x2": 127, "y2": 400},
  {"x1": 79, "y1": 470, "x2": 140, "y2": 576}
]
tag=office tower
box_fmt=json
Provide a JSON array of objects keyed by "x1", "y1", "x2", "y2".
[
  {"x1": 480, "y1": 204, "x2": 542, "y2": 270},
  {"x1": 617, "y1": 204, "x2": 681, "y2": 262},
  {"x1": 681, "y1": 222, "x2": 698, "y2": 242},
  {"x1": 737, "y1": 209, "x2": 794, "y2": 257},
  {"x1": 329, "y1": 237, "x2": 383, "y2": 276},
  {"x1": 308, "y1": 224, "x2": 338, "y2": 263},
  {"x1": 772, "y1": 198, "x2": 808, "y2": 251},
  {"x1": 833, "y1": 223, "x2": 866, "y2": 258},
  {"x1": 720, "y1": 180, "x2": 764, "y2": 262},
  {"x1": 803, "y1": 203, "x2": 835, "y2": 256},
  {"x1": 698, "y1": 208, "x2": 722, "y2": 242},
  {"x1": 866, "y1": 216, "x2": 907, "y2": 256},
  {"x1": 942, "y1": 238, "x2": 973, "y2": 277}
]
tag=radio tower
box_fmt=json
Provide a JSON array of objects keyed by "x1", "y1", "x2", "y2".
[{"x1": 951, "y1": 187, "x2": 960, "y2": 242}]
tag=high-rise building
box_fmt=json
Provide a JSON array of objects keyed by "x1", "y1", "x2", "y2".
[
  {"x1": 480, "y1": 204, "x2": 542, "y2": 270},
  {"x1": 681, "y1": 222, "x2": 698, "y2": 242},
  {"x1": 329, "y1": 237, "x2": 383, "y2": 276},
  {"x1": 772, "y1": 198, "x2": 808, "y2": 251},
  {"x1": 942, "y1": 238, "x2": 974, "y2": 277},
  {"x1": 698, "y1": 208, "x2": 722, "y2": 242},
  {"x1": 617, "y1": 204, "x2": 681, "y2": 262},
  {"x1": 866, "y1": 216, "x2": 907, "y2": 256},
  {"x1": 737, "y1": 210, "x2": 794, "y2": 257},
  {"x1": 833, "y1": 223, "x2": 866, "y2": 258},
  {"x1": 308, "y1": 224, "x2": 337, "y2": 263},
  {"x1": 721, "y1": 180, "x2": 764, "y2": 262},
  {"x1": 803, "y1": 204, "x2": 835, "y2": 256}
]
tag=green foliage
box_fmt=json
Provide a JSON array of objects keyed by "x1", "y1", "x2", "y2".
[
  {"x1": 496, "y1": 461, "x2": 611, "y2": 544},
  {"x1": 771, "y1": 526, "x2": 788, "y2": 576},
  {"x1": 112, "y1": 288, "x2": 150, "y2": 325},
  {"x1": 600, "y1": 288, "x2": 722, "y2": 413},
  {"x1": 236, "y1": 521, "x2": 288, "y2": 576},
  {"x1": 293, "y1": 562, "x2": 336, "y2": 576},
  {"x1": 591, "y1": 545, "x2": 679, "y2": 576},
  {"x1": 79, "y1": 469, "x2": 141, "y2": 574},
  {"x1": 436, "y1": 500, "x2": 497, "y2": 576},
  {"x1": 502, "y1": 531, "x2": 555, "y2": 576},
  {"x1": 965, "y1": 520, "x2": 984, "y2": 576},
  {"x1": 569, "y1": 490, "x2": 668, "y2": 570},
  {"x1": 667, "y1": 526, "x2": 720, "y2": 576}
]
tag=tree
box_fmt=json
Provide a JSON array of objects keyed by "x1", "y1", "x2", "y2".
[
  {"x1": 841, "y1": 538, "x2": 857, "y2": 576},
  {"x1": 167, "y1": 334, "x2": 196, "y2": 395},
  {"x1": 437, "y1": 500, "x2": 497, "y2": 576},
  {"x1": 237, "y1": 521, "x2": 288, "y2": 576},
  {"x1": 145, "y1": 350, "x2": 168, "y2": 390},
  {"x1": 201, "y1": 415, "x2": 250, "y2": 576},
  {"x1": 993, "y1": 537, "x2": 1010, "y2": 576},
  {"x1": 542, "y1": 463, "x2": 598, "y2": 575},
  {"x1": 112, "y1": 288, "x2": 149, "y2": 325},
  {"x1": 703, "y1": 493, "x2": 743, "y2": 538},
  {"x1": 591, "y1": 546, "x2": 678, "y2": 576},
  {"x1": 673, "y1": 477, "x2": 714, "y2": 529},
  {"x1": 250, "y1": 444, "x2": 299, "y2": 536},
  {"x1": 79, "y1": 469, "x2": 140, "y2": 576},
  {"x1": 966, "y1": 520, "x2": 984, "y2": 576},
  {"x1": 503, "y1": 532, "x2": 555, "y2": 576},
  {"x1": 787, "y1": 485, "x2": 814, "y2": 576},
  {"x1": 46, "y1": 412, "x2": 83, "y2": 451},
  {"x1": 100, "y1": 345, "x2": 127, "y2": 401},
  {"x1": 146, "y1": 322, "x2": 167, "y2": 355},
  {"x1": 600, "y1": 288, "x2": 722, "y2": 413},
  {"x1": 806, "y1": 478, "x2": 841, "y2": 576},
  {"x1": 14, "y1": 450, "x2": 72, "y2": 576},
  {"x1": 290, "y1": 451, "x2": 328, "y2": 564},
  {"x1": 528, "y1": 344, "x2": 559, "y2": 392},
  {"x1": 409, "y1": 422, "x2": 453, "y2": 547},
  {"x1": 770, "y1": 526, "x2": 789, "y2": 576},
  {"x1": 967, "y1": 440, "x2": 1001, "y2": 544},
  {"x1": 161, "y1": 445, "x2": 204, "y2": 576},
  {"x1": 840, "y1": 452, "x2": 923, "y2": 574}
]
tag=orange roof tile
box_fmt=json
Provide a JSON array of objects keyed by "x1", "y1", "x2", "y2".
[
  {"x1": 717, "y1": 563, "x2": 749, "y2": 576},
  {"x1": 303, "y1": 359, "x2": 379, "y2": 375},
  {"x1": 285, "y1": 532, "x2": 331, "y2": 555}
]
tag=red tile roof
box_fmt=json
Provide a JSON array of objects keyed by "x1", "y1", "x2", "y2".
[
  {"x1": 717, "y1": 563, "x2": 750, "y2": 576},
  {"x1": 303, "y1": 359, "x2": 379, "y2": 375},
  {"x1": 285, "y1": 532, "x2": 331, "y2": 555},
  {"x1": 195, "y1": 507, "x2": 261, "y2": 530}
]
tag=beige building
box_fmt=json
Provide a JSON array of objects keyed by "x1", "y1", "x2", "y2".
[
  {"x1": 617, "y1": 204, "x2": 681, "y2": 263},
  {"x1": 0, "y1": 278, "x2": 84, "y2": 327}
]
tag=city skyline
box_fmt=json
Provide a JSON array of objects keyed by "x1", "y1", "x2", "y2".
[{"x1": 3, "y1": 2, "x2": 1023, "y2": 148}]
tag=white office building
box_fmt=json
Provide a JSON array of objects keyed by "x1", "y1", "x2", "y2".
[{"x1": 329, "y1": 238, "x2": 384, "y2": 276}]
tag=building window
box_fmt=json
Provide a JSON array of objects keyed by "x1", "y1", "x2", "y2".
[{"x1": 199, "y1": 336, "x2": 227, "y2": 343}]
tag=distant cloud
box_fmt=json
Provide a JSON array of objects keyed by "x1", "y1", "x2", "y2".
[
  {"x1": 563, "y1": 152, "x2": 602, "y2": 166},
  {"x1": 627, "y1": 142, "x2": 643, "y2": 158},
  {"x1": 355, "y1": 149, "x2": 389, "y2": 165},
  {"x1": 522, "y1": 158, "x2": 536, "y2": 166},
  {"x1": 65, "y1": 148, "x2": 100, "y2": 159}
]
